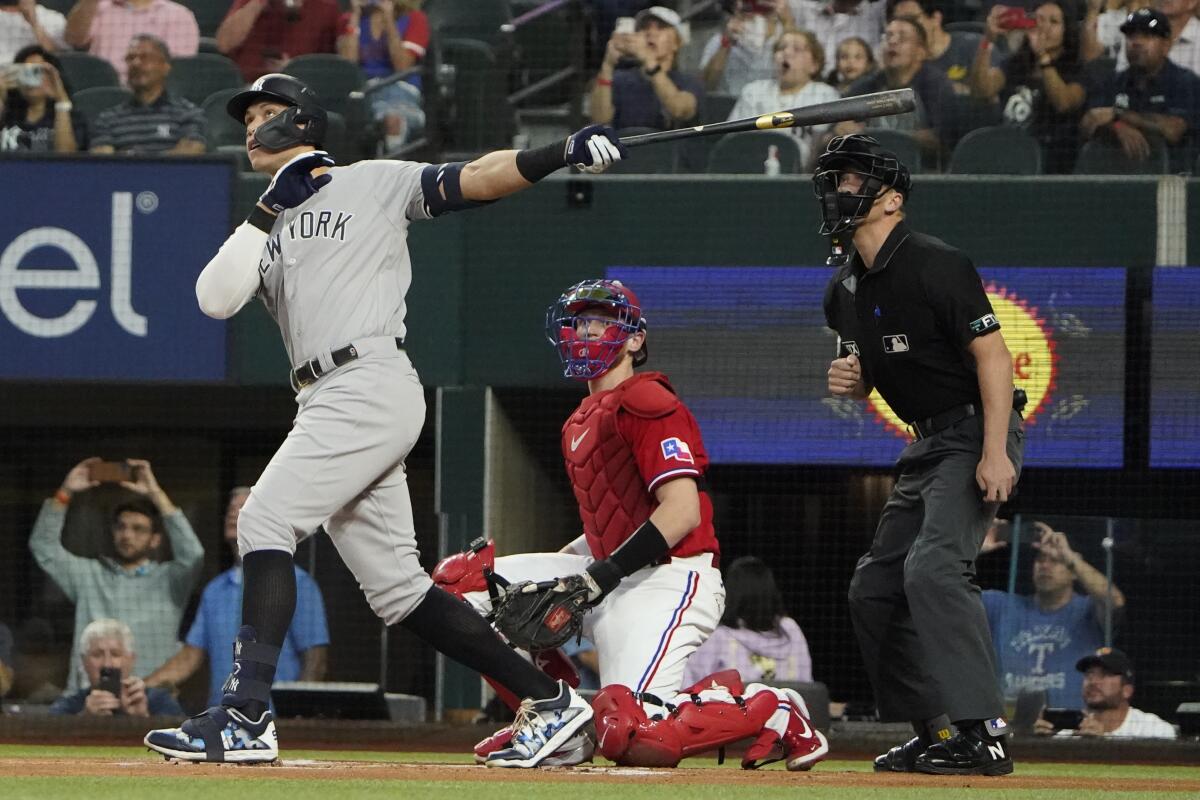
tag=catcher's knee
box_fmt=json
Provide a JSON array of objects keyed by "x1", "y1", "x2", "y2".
[
  {"x1": 431, "y1": 537, "x2": 496, "y2": 599},
  {"x1": 593, "y1": 685, "x2": 683, "y2": 768}
]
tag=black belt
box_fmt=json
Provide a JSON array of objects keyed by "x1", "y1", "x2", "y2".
[
  {"x1": 910, "y1": 388, "x2": 1027, "y2": 441},
  {"x1": 291, "y1": 337, "x2": 404, "y2": 389}
]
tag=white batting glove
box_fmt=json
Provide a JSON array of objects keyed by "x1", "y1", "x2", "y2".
[{"x1": 564, "y1": 124, "x2": 627, "y2": 174}]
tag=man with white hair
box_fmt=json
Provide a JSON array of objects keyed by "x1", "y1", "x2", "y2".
[{"x1": 49, "y1": 619, "x2": 184, "y2": 716}]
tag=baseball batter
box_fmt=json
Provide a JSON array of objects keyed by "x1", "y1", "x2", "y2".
[
  {"x1": 434, "y1": 280, "x2": 829, "y2": 770},
  {"x1": 144, "y1": 74, "x2": 628, "y2": 768}
]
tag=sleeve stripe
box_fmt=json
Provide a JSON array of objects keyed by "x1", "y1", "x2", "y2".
[{"x1": 648, "y1": 467, "x2": 701, "y2": 492}]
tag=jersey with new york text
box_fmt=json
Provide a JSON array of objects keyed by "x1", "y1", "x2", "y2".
[
  {"x1": 255, "y1": 160, "x2": 434, "y2": 367},
  {"x1": 561, "y1": 371, "x2": 719, "y2": 563}
]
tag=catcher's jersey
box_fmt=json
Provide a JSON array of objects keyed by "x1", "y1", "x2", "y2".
[
  {"x1": 562, "y1": 371, "x2": 719, "y2": 562},
  {"x1": 255, "y1": 160, "x2": 433, "y2": 366}
]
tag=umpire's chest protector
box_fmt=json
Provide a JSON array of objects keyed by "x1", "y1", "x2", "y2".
[{"x1": 561, "y1": 373, "x2": 675, "y2": 560}]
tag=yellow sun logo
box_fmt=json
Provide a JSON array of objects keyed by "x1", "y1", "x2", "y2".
[{"x1": 866, "y1": 283, "x2": 1058, "y2": 439}]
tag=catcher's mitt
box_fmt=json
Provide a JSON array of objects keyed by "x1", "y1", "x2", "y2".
[{"x1": 489, "y1": 576, "x2": 593, "y2": 651}]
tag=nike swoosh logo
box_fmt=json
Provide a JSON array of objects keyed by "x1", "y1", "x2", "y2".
[{"x1": 570, "y1": 429, "x2": 590, "y2": 452}]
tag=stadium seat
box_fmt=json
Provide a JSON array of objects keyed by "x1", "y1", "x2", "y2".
[
  {"x1": 38, "y1": 0, "x2": 74, "y2": 13},
  {"x1": 198, "y1": 37, "x2": 222, "y2": 55},
  {"x1": 437, "y1": 37, "x2": 515, "y2": 154},
  {"x1": 608, "y1": 128, "x2": 677, "y2": 174},
  {"x1": 283, "y1": 54, "x2": 365, "y2": 116},
  {"x1": 706, "y1": 131, "x2": 805, "y2": 174},
  {"x1": 948, "y1": 125, "x2": 1043, "y2": 175},
  {"x1": 168, "y1": 54, "x2": 243, "y2": 106},
  {"x1": 184, "y1": 0, "x2": 233, "y2": 39},
  {"x1": 862, "y1": 128, "x2": 924, "y2": 174},
  {"x1": 216, "y1": 143, "x2": 252, "y2": 172},
  {"x1": 236, "y1": 171, "x2": 270, "y2": 216},
  {"x1": 510, "y1": 0, "x2": 582, "y2": 107},
  {"x1": 57, "y1": 52, "x2": 119, "y2": 92},
  {"x1": 426, "y1": 0, "x2": 512, "y2": 43},
  {"x1": 72, "y1": 86, "x2": 132, "y2": 130},
  {"x1": 944, "y1": 21, "x2": 985, "y2": 35},
  {"x1": 202, "y1": 87, "x2": 247, "y2": 151},
  {"x1": 703, "y1": 93, "x2": 737, "y2": 125},
  {"x1": 1074, "y1": 135, "x2": 1169, "y2": 175}
]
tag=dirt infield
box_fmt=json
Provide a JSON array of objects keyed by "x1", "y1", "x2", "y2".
[{"x1": 6, "y1": 757, "x2": 1200, "y2": 793}]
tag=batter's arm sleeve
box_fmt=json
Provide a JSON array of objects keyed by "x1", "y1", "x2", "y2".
[
  {"x1": 162, "y1": 511, "x2": 205, "y2": 599},
  {"x1": 195, "y1": 222, "x2": 269, "y2": 318},
  {"x1": 28, "y1": 500, "x2": 91, "y2": 601}
]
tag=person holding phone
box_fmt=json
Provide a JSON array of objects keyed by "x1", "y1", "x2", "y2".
[
  {"x1": 49, "y1": 619, "x2": 184, "y2": 717},
  {"x1": 28, "y1": 458, "x2": 203, "y2": 694},
  {"x1": 700, "y1": 0, "x2": 794, "y2": 96},
  {"x1": 1033, "y1": 648, "x2": 1177, "y2": 738},
  {"x1": 0, "y1": 45, "x2": 86, "y2": 152},
  {"x1": 216, "y1": 0, "x2": 341, "y2": 81}
]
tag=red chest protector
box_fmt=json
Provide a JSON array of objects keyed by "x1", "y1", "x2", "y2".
[{"x1": 562, "y1": 372, "x2": 694, "y2": 560}]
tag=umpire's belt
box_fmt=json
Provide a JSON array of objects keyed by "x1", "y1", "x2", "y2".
[
  {"x1": 909, "y1": 388, "x2": 1026, "y2": 441},
  {"x1": 291, "y1": 336, "x2": 405, "y2": 390}
]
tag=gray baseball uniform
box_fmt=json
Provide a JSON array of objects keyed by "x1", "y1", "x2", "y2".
[{"x1": 237, "y1": 159, "x2": 437, "y2": 625}]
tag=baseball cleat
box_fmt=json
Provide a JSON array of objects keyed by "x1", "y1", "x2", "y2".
[
  {"x1": 485, "y1": 681, "x2": 594, "y2": 768},
  {"x1": 144, "y1": 706, "x2": 278, "y2": 763},
  {"x1": 474, "y1": 725, "x2": 594, "y2": 766},
  {"x1": 914, "y1": 720, "x2": 1013, "y2": 776},
  {"x1": 873, "y1": 736, "x2": 926, "y2": 772},
  {"x1": 742, "y1": 688, "x2": 829, "y2": 771}
]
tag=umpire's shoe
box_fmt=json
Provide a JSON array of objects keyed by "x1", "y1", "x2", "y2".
[
  {"x1": 873, "y1": 736, "x2": 927, "y2": 772},
  {"x1": 914, "y1": 719, "x2": 1013, "y2": 776},
  {"x1": 144, "y1": 706, "x2": 278, "y2": 763},
  {"x1": 485, "y1": 680, "x2": 594, "y2": 768}
]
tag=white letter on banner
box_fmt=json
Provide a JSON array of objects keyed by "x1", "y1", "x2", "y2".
[
  {"x1": 110, "y1": 192, "x2": 147, "y2": 336},
  {"x1": 0, "y1": 228, "x2": 99, "y2": 337}
]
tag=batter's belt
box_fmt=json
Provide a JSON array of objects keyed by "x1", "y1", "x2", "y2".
[{"x1": 291, "y1": 336, "x2": 405, "y2": 390}]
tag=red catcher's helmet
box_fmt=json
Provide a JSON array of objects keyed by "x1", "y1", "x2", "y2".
[{"x1": 545, "y1": 279, "x2": 647, "y2": 380}]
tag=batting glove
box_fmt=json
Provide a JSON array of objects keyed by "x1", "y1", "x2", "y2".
[
  {"x1": 260, "y1": 150, "x2": 335, "y2": 213},
  {"x1": 565, "y1": 124, "x2": 627, "y2": 174}
]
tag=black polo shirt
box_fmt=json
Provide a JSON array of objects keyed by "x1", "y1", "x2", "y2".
[{"x1": 822, "y1": 221, "x2": 1000, "y2": 424}]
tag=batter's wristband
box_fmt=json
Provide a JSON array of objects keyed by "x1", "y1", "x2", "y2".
[
  {"x1": 515, "y1": 139, "x2": 567, "y2": 183},
  {"x1": 247, "y1": 204, "x2": 277, "y2": 233}
]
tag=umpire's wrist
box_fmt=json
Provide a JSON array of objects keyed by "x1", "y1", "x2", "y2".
[{"x1": 515, "y1": 140, "x2": 568, "y2": 183}]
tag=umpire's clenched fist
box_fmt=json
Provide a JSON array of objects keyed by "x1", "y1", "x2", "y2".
[{"x1": 828, "y1": 354, "x2": 864, "y2": 397}]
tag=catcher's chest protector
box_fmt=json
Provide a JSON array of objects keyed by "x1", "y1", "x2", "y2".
[{"x1": 562, "y1": 378, "x2": 660, "y2": 559}]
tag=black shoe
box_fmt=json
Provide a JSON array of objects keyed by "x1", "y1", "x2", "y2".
[
  {"x1": 873, "y1": 736, "x2": 927, "y2": 772},
  {"x1": 914, "y1": 726, "x2": 1013, "y2": 776}
]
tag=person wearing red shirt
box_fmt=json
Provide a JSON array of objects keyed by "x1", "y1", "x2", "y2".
[
  {"x1": 216, "y1": 0, "x2": 340, "y2": 82},
  {"x1": 434, "y1": 279, "x2": 828, "y2": 771}
]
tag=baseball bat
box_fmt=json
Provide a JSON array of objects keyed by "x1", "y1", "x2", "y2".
[{"x1": 618, "y1": 88, "x2": 915, "y2": 148}]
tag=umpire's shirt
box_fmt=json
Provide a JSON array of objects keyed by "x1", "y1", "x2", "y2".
[{"x1": 823, "y1": 221, "x2": 1000, "y2": 424}]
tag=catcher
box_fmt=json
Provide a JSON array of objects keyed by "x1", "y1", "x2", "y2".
[{"x1": 433, "y1": 279, "x2": 828, "y2": 770}]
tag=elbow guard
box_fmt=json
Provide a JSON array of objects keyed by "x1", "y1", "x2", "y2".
[{"x1": 420, "y1": 162, "x2": 491, "y2": 217}]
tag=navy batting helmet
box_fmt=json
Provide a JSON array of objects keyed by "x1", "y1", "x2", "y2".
[
  {"x1": 812, "y1": 134, "x2": 912, "y2": 235},
  {"x1": 227, "y1": 73, "x2": 327, "y2": 151}
]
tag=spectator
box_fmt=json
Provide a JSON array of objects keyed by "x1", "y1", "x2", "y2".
[
  {"x1": 970, "y1": 1, "x2": 1086, "y2": 173},
  {"x1": 826, "y1": 34, "x2": 876, "y2": 90},
  {"x1": 49, "y1": 619, "x2": 184, "y2": 716},
  {"x1": 1112, "y1": 0, "x2": 1200, "y2": 76},
  {"x1": 216, "y1": 0, "x2": 341, "y2": 83},
  {"x1": 891, "y1": 0, "x2": 991, "y2": 94},
  {"x1": 683, "y1": 556, "x2": 813, "y2": 687},
  {"x1": 1083, "y1": 0, "x2": 1152, "y2": 61},
  {"x1": 1034, "y1": 648, "x2": 1177, "y2": 738},
  {"x1": 787, "y1": 0, "x2": 887, "y2": 70},
  {"x1": 838, "y1": 15, "x2": 959, "y2": 161},
  {"x1": 63, "y1": 0, "x2": 198, "y2": 82},
  {"x1": 1, "y1": 45, "x2": 87, "y2": 152},
  {"x1": 1082, "y1": 7, "x2": 1200, "y2": 170},
  {"x1": 982, "y1": 520, "x2": 1126, "y2": 710},
  {"x1": 590, "y1": 5, "x2": 702, "y2": 131},
  {"x1": 0, "y1": 622, "x2": 13, "y2": 700},
  {"x1": 28, "y1": 457, "x2": 204, "y2": 692},
  {"x1": 0, "y1": 0, "x2": 66, "y2": 65},
  {"x1": 560, "y1": 637, "x2": 600, "y2": 691},
  {"x1": 91, "y1": 34, "x2": 205, "y2": 154},
  {"x1": 146, "y1": 487, "x2": 330, "y2": 707},
  {"x1": 337, "y1": 0, "x2": 428, "y2": 150},
  {"x1": 700, "y1": 0, "x2": 791, "y2": 97},
  {"x1": 728, "y1": 29, "x2": 840, "y2": 166}
]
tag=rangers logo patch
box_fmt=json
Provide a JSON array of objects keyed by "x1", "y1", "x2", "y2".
[
  {"x1": 970, "y1": 313, "x2": 1000, "y2": 334},
  {"x1": 661, "y1": 437, "x2": 694, "y2": 463}
]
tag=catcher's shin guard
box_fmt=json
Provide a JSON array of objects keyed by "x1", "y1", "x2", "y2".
[{"x1": 742, "y1": 687, "x2": 830, "y2": 771}]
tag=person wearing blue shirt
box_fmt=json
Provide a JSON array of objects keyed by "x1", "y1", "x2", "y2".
[
  {"x1": 146, "y1": 488, "x2": 330, "y2": 707},
  {"x1": 982, "y1": 520, "x2": 1126, "y2": 710}
]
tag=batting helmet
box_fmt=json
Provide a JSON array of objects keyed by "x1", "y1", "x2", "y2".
[
  {"x1": 812, "y1": 134, "x2": 912, "y2": 235},
  {"x1": 226, "y1": 73, "x2": 327, "y2": 151},
  {"x1": 546, "y1": 279, "x2": 648, "y2": 381}
]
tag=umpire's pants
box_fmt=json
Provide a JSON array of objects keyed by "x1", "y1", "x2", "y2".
[{"x1": 848, "y1": 410, "x2": 1024, "y2": 723}]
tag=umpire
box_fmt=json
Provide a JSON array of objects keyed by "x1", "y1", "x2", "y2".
[{"x1": 816, "y1": 135, "x2": 1024, "y2": 777}]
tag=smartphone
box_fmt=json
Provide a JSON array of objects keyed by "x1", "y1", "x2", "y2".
[
  {"x1": 89, "y1": 460, "x2": 131, "y2": 483},
  {"x1": 1042, "y1": 707, "x2": 1085, "y2": 730},
  {"x1": 614, "y1": 16, "x2": 636, "y2": 35},
  {"x1": 998, "y1": 5, "x2": 1036, "y2": 30},
  {"x1": 17, "y1": 63, "x2": 43, "y2": 88},
  {"x1": 96, "y1": 666, "x2": 122, "y2": 698}
]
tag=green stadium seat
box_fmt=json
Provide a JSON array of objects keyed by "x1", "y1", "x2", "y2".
[
  {"x1": 57, "y1": 52, "x2": 120, "y2": 92},
  {"x1": 1074, "y1": 136, "x2": 1169, "y2": 175},
  {"x1": 38, "y1": 0, "x2": 75, "y2": 13},
  {"x1": 948, "y1": 126, "x2": 1043, "y2": 175},
  {"x1": 72, "y1": 86, "x2": 132, "y2": 130},
  {"x1": 184, "y1": 0, "x2": 234, "y2": 39},
  {"x1": 607, "y1": 128, "x2": 677, "y2": 174},
  {"x1": 706, "y1": 131, "x2": 805, "y2": 174},
  {"x1": 202, "y1": 87, "x2": 246, "y2": 151},
  {"x1": 703, "y1": 93, "x2": 737, "y2": 124},
  {"x1": 283, "y1": 54, "x2": 365, "y2": 116},
  {"x1": 168, "y1": 54, "x2": 243, "y2": 106},
  {"x1": 426, "y1": 0, "x2": 511, "y2": 43},
  {"x1": 237, "y1": 170, "x2": 271, "y2": 217},
  {"x1": 862, "y1": 128, "x2": 925, "y2": 173},
  {"x1": 437, "y1": 37, "x2": 514, "y2": 154}
]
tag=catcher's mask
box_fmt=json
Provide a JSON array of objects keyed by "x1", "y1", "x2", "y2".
[
  {"x1": 545, "y1": 279, "x2": 647, "y2": 381},
  {"x1": 227, "y1": 73, "x2": 328, "y2": 152},
  {"x1": 812, "y1": 134, "x2": 912, "y2": 238}
]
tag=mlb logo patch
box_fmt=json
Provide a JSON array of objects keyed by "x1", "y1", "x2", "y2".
[
  {"x1": 970, "y1": 313, "x2": 999, "y2": 334},
  {"x1": 882, "y1": 334, "x2": 910, "y2": 353},
  {"x1": 661, "y1": 437, "x2": 694, "y2": 463}
]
